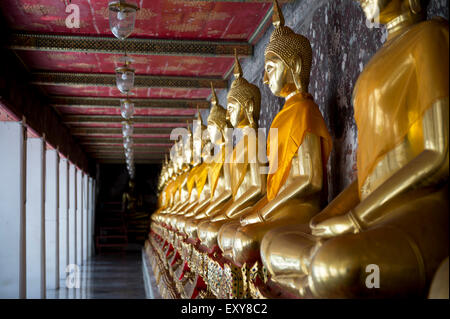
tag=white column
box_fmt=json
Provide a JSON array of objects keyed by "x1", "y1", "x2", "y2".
[
  {"x1": 45, "y1": 149, "x2": 59, "y2": 289},
  {"x1": 69, "y1": 164, "x2": 76, "y2": 266},
  {"x1": 86, "y1": 177, "x2": 91, "y2": 259},
  {"x1": 59, "y1": 158, "x2": 69, "y2": 280},
  {"x1": 0, "y1": 121, "x2": 26, "y2": 298},
  {"x1": 76, "y1": 169, "x2": 82, "y2": 265},
  {"x1": 26, "y1": 137, "x2": 46, "y2": 299},
  {"x1": 91, "y1": 178, "x2": 96, "y2": 257},
  {"x1": 83, "y1": 173, "x2": 88, "y2": 263}
]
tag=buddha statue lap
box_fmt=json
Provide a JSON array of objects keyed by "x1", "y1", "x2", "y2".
[
  {"x1": 260, "y1": 0, "x2": 449, "y2": 298},
  {"x1": 217, "y1": 0, "x2": 333, "y2": 269},
  {"x1": 196, "y1": 53, "x2": 268, "y2": 251}
]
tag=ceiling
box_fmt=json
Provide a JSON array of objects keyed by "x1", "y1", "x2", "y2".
[{"x1": 0, "y1": 0, "x2": 277, "y2": 164}]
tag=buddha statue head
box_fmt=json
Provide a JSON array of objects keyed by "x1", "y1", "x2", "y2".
[
  {"x1": 174, "y1": 137, "x2": 185, "y2": 173},
  {"x1": 226, "y1": 50, "x2": 261, "y2": 129},
  {"x1": 207, "y1": 83, "x2": 228, "y2": 145},
  {"x1": 356, "y1": 0, "x2": 426, "y2": 25},
  {"x1": 183, "y1": 121, "x2": 193, "y2": 167},
  {"x1": 128, "y1": 180, "x2": 135, "y2": 190},
  {"x1": 193, "y1": 109, "x2": 207, "y2": 164},
  {"x1": 263, "y1": 0, "x2": 312, "y2": 97}
]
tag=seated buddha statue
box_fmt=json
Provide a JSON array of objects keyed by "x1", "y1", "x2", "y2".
[
  {"x1": 196, "y1": 53, "x2": 268, "y2": 250},
  {"x1": 175, "y1": 84, "x2": 232, "y2": 236},
  {"x1": 166, "y1": 127, "x2": 198, "y2": 230},
  {"x1": 260, "y1": 0, "x2": 449, "y2": 298},
  {"x1": 218, "y1": 0, "x2": 333, "y2": 266},
  {"x1": 181, "y1": 114, "x2": 214, "y2": 239},
  {"x1": 151, "y1": 156, "x2": 169, "y2": 224}
]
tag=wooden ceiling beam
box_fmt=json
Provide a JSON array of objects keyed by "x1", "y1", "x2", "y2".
[
  {"x1": 71, "y1": 127, "x2": 176, "y2": 136},
  {"x1": 31, "y1": 72, "x2": 227, "y2": 89},
  {"x1": 7, "y1": 32, "x2": 252, "y2": 57},
  {"x1": 63, "y1": 115, "x2": 195, "y2": 124},
  {"x1": 78, "y1": 137, "x2": 171, "y2": 145},
  {"x1": 50, "y1": 96, "x2": 210, "y2": 109}
]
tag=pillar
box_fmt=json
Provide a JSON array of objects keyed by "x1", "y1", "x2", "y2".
[
  {"x1": 26, "y1": 137, "x2": 46, "y2": 298},
  {"x1": 83, "y1": 173, "x2": 88, "y2": 263},
  {"x1": 0, "y1": 121, "x2": 26, "y2": 298},
  {"x1": 45, "y1": 148, "x2": 59, "y2": 289},
  {"x1": 59, "y1": 158, "x2": 69, "y2": 280},
  {"x1": 69, "y1": 163, "x2": 76, "y2": 266},
  {"x1": 76, "y1": 169, "x2": 82, "y2": 265}
]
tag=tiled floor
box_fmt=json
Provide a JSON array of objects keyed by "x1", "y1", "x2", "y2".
[{"x1": 47, "y1": 251, "x2": 147, "y2": 299}]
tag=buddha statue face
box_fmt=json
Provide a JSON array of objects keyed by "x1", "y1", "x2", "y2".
[
  {"x1": 226, "y1": 99, "x2": 244, "y2": 128},
  {"x1": 263, "y1": 52, "x2": 298, "y2": 97},
  {"x1": 356, "y1": 0, "x2": 423, "y2": 24},
  {"x1": 129, "y1": 180, "x2": 135, "y2": 189}
]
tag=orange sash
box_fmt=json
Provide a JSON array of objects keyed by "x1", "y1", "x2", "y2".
[{"x1": 267, "y1": 92, "x2": 332, "y2": 201}]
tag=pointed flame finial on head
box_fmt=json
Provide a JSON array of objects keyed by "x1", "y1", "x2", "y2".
[
  {"x1": 272, "y1": 0, "x2": 284, "y2": 28},
  {"x1": 210, "y1": 82, "x2": 218, "y2": 105},
  {"x1": 197, "y1": 106, "x2": 202, "y2": 124},
  {"x1": 233, "y1": 48, "x2": 243, "y2": 79},
  {"x1": 186, "y1": 120, "x2": 192, "y2": 135}
]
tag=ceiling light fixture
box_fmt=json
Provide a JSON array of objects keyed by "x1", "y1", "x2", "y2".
[{"x1": 108, "y1": 0, "x2": 139, "y2": 40}]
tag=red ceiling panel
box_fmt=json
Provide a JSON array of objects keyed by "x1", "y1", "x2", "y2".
[
  {"x1": 16, "y1": 51, "x2": 233, "y2": 77},
  {"x1": 1, "y1": 0, "x2": 270, "y2": 41}
]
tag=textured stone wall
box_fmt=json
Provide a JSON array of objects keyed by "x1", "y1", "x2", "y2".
[{"x1": 203, "y1": 0, "x2": 448, "y2": 202}]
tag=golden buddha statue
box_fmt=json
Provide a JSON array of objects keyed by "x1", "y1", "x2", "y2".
[
  {"x1": 181, "y1": 112, "x2": 214, "y2": 239},
  {"x1": 175, "y1": 84, "x2": 232, "y2": 235},
  {"x1": 218, "y1": 0, "x2": 333, "y2": 268},
  {"x1": 166, "y1": 127, "x2": 198, "y2": 231},
  {"x1": 260, "y1": 0, "x2": 449, "y2": 298},
  {"x1": 196, "y1": 52, "x2": 267, "y2": 250}
]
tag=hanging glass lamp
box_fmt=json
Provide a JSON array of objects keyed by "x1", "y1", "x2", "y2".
[
  {"x1": 122, "y1": 120, "x2": 133, "y2": 137},
  {"x1": 120, "y1": 98, "x2": 135, "y2": 120},
  {"x1": 116, "y1": 59, "x2": 135, "y2": 94},
  {"x1": 108, "y1": 1, "x2": 139, "y2": 40}
]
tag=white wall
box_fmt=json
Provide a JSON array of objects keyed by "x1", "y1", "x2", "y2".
[{"x1": 0, "y1": 122, "x2": 26, "y2": 298}]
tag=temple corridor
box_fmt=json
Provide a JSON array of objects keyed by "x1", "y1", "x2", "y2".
[{"x1": 0, "y1": 0, "x2": 449, "y2": 302}]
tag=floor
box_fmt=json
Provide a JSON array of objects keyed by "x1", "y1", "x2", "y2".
[{"x1": 47, "y1": 251, "x2": 147, "y2": 299}]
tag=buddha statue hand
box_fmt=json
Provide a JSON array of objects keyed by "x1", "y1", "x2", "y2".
[{"x1": 310, "y1": 210, "x2": 361, "y2": 238}]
